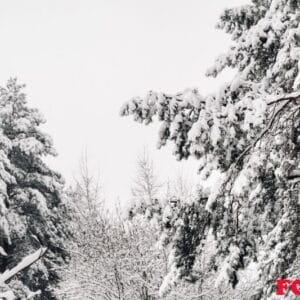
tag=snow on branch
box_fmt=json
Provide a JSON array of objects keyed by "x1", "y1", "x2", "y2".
[
  {"x1": 0, "y1": 247, "x2": 47, "y2": 284},
  {"x1": 288, "y1": 169, "x2": 300, "y2": 180}
]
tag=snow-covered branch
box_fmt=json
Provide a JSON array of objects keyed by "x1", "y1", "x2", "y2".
[{"x1": 0, "y1": 247, "x2": 47, "y2": 284}]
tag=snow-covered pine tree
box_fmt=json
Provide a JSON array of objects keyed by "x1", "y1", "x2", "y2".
[
  {"x1": 0, "y1": 79, "x2": 69, "y2": 299},
  {"x1": 121, "y1": 0, "x2": 300, "y2": 298}
]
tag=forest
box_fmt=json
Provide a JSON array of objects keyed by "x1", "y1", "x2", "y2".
[{"x1": 0, "y1": 0, "x2": 300, "y2": 299}]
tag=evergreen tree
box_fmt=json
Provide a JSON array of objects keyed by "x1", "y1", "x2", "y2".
[
  {"x1": 121, "y1": 1, "x2": 300, "y2": 298},
  {"x1": 0, "y1": 79, "x2": 69, "y2": 299}
]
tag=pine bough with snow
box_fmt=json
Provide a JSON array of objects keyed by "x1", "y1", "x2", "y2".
[
  {"x1": 121, "y1": 1, "x2": 300, "y2": 298},
  {"x1": 0, "y1": 79, "x2": 69, "y2": 299}
]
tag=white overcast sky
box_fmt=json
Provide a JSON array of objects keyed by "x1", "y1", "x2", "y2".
[{"x1": 0, "y1": 0, "x2": 248, "y2": 204}]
